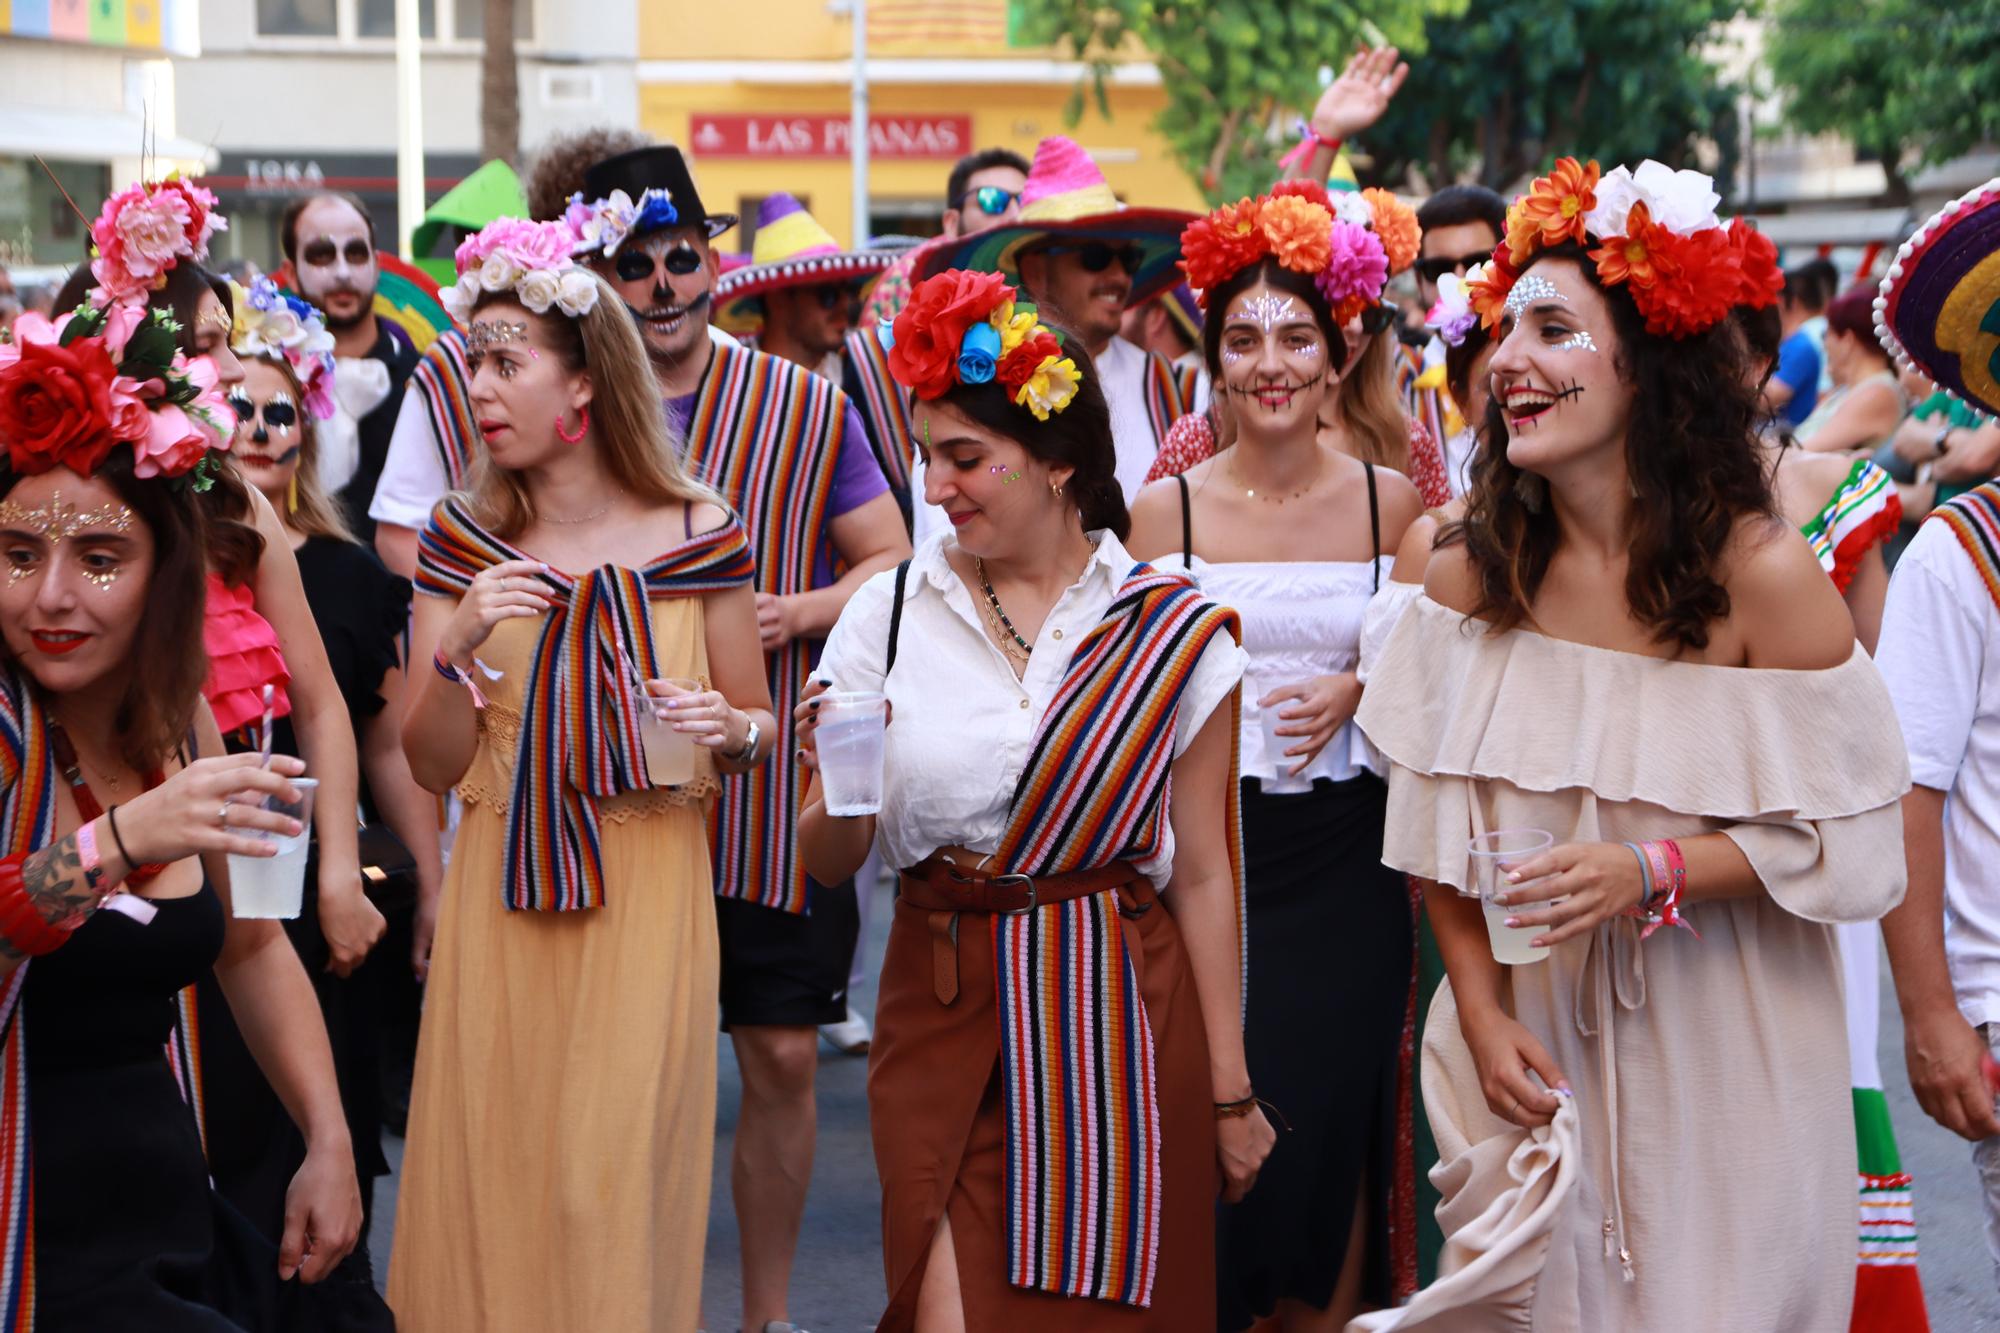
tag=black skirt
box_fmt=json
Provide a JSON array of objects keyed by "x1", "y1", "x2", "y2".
[{"x1": 1216, "y1": 773, "x2": 1412, "y2": 1328}]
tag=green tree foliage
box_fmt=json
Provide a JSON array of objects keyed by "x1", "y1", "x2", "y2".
[
  {"x1": 1361, "y1": 0, "x2": 1747, "y2": 193},
  {"x1": 1011, "y1": 0, "x2": 1461, "y2": 203},
  {"x1": 1765, "y1": 0, "x2": 2000, "y2": 201}
]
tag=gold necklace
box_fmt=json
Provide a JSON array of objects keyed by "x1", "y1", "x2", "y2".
[
  {"x1": 540, "y1": 493, "x2": 620, "y2": 526},
  {"x1": 974, "y1": 557, "x2": 1034, "y2": 662},
  {"x1": 1228, "y1": 448, "x2": 1323, "y2": 504}
]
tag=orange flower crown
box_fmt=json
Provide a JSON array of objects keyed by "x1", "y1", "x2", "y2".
[
  {"x1": 1180, "y1": 182, "x2": 1419, "y2": 324},
  {"x1": 1467, "y1": 157, "x2": 1782, "y2": 340}
]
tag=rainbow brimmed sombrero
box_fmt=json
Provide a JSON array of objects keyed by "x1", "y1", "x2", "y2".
[
  {"x1": 713, "y1": 194, "x2": 899, "y2": 334},
  {"x1": 908, "y1": 135, "x2": 1196, "y2": 308},
  {"x1": 1877, "y1": 177, "x2": 2000, "y2": 417}
]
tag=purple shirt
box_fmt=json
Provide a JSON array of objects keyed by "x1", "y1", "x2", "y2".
[{"x1": 666, "y1": 395, "x2": 887, "y2": 592}]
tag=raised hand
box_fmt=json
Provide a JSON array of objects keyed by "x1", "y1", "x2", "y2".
[{"x1": 1310, "y1": 45, "x2": 1411, "y2": 143}]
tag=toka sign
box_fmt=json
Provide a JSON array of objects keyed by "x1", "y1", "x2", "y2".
[{"x1": 689, "y1": 114, "x2": 972, "y2": 161}]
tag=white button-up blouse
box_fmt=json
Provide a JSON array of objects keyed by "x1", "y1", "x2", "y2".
[{"x1": 816, "y1": 531, "x2": 1248, "y2": 887}]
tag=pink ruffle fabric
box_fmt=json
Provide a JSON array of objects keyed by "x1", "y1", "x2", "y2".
[{"x1": 203, "y1": 572, "x2": 293, "y2": 736}]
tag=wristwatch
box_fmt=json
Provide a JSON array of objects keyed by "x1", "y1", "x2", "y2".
[
  {"x1": 730, "y1": 718, "x2": 762, "y2": 766},
  {"x1": 1935, "y1": 423, "x2": 1955, "y2": 456}
]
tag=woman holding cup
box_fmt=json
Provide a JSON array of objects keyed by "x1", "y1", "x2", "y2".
[
  {"x1": 389, "y1": 220, "x2": 774, "y2": 1331},
  {"x1": 797, "y1": 269, "x2": 1268, "y2": 1330},
  {"x1": 1128, "y1": 186, "x2": 1422, "y2": 1331},
  {"x1": 1354, "y1": 160, "x2": 1907, "y2": 1326},
  {"x1": 0, "y1": 292, "x2": 362, "y2": 1322}
]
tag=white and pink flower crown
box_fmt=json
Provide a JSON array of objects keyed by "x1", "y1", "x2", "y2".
[
  {"x1": 232, "y1": 278, "x2": 338, "y2": 422},
  {"x1": 440, "y1": 218, "x2": 601, "y2": 327},
  {"x1": 87, "y1": 178, "x2": 227, "y2": 308},
  {"x1": 1425, "y1": 262, "x2": 1490, "y2": 348}
]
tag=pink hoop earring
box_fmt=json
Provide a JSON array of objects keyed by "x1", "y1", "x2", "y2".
[{"x1": 556, "y1": 406, "x2": 590, "y2": 444}]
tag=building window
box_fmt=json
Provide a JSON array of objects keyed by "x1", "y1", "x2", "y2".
[
  {"x1": 255, "y1": 0, "x2": 531, "y2": 43},
  {"x1": 0, "y1": 157, "x2": 112, "y2": 270}
]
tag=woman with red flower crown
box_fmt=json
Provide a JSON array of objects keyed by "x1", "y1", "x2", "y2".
[
  {"x1": 1347, "y1": 161, "x2": 1910, "y2": 1329},
  {"x1": 797, "y1": 268, "x2": 1272, "y2": 1330},
  {"x1": 0, "y1": 286, "x2": 368, "y2": 1327}
]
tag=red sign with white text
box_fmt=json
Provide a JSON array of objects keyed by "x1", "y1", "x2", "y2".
[{"x1": 689, "y1": 114, "x2": 972, "y2": 161}]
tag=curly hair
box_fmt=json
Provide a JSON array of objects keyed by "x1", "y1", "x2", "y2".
[
  {"x1": 524, "y1": 127, "x2": 655, "y2": 222},
  {"x1": 1442, "y1": 244, "x2": 1772, "y2": 651}
]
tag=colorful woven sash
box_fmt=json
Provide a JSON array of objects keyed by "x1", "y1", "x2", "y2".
[
  {"x1": 1141, "y1": 351, "x2": 1199, "y2": 451},
  {"x1": 410, "y1": 328, "x2": 480, "y2": 489},
  {"x1": 1930, "y1": 479, "x2": 2000, "y2": 615},
  {"x1": 988, "y1": 565, "x2": 1243, "y2": 1308},
  {"x1": 415, "y1": 497, "x2": 755, "y2": 911},
  {"x1": 682, "y1": 340, "x2": 845, "y2": 914},
  {"x1": 0, "y1": 670, "x2": 53, "y2": 1331},
  {"x1": 842, "y1": 325, "x2": 914, "y2": 498}
]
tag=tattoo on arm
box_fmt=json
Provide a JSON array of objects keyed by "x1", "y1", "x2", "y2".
[{"x1": 20, "y1": 834, "x2": 107, "y2": 928}]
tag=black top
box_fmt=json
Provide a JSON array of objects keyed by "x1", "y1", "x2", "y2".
[
  {"x1": 260, "y1": 537, "x2": 411, "y2": 820},
  {"x1": 334, "y1": 319, "x2": 421, "y2": 542}
]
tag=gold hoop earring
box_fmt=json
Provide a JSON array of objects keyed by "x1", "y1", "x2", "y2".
[{"x1": 1050, "y1": 480, "x2": 1065, "y2": 499}]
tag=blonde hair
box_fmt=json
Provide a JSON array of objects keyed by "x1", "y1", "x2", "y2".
[
  {"x1": 463, "y1": 275, "x2": 721, "y2": 538},
  {"x1": 244, "y1": 352, "x2": 357, "y2": 545},
  {"x1": 1328, "y1": 331, "x2": 1411, "y2": 474}
]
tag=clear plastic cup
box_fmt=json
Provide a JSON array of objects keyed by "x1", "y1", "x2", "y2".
[
  {"x1": 635, "y1": 678, "x2": 701, "y2": 787},
  {"x1": 1256, "y1": 677, "x2": 1312, "y2": 793},
  {"x1": 816, "y1": 691, "x2": 888, "y2": 817},
  {"x1": 1468, "y1": 828, "x2": 1555, "y2": 965},
  {"x1": 227, "y1": 776, "x2": 317, "y2": 920}
]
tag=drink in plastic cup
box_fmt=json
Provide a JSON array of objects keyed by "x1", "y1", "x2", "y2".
[
  {"x1": 635, "y1": 679, "x2": 701, "y2": 787},
  {"x1": 227, "y1": 776, "x2": 317, "y2": 920},
  {"x1": 817, "y1": 691, "x2": 888, "y2": 817},
  {"x1": 1468, "y1": 828, "x2": 1555, "y2": 965},
  {"x1": 1256, "y1": 678, "x2": 1312, "y2": 793}
]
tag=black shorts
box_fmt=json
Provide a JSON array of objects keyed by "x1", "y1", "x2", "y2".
[{"x1": 715, "y1": 878, "x2": 861, "y2": 1029}]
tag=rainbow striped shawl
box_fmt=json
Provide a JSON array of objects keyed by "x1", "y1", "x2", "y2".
[
  {"x1": 683, "y1": 340, "x2": 847, "y2": 914},
  {"x1": 988, "y1": 565, "x2": 1243, "y2": 1308},
  {"x1": 1928, "y1": 481, "x2": 2000, "y2": 616},
  {"x1": 842, "y1": 326, "x2": 914, "y2": 500},
  {"x1": 416, "y1": 498, "x2": 755, "y2": 911},
  {"x1": 0, "y1": 670, "x2": 51, "y2": 1331},
  {"x1": 410, "y1": 328, "x2": 480, "y2": 489}
]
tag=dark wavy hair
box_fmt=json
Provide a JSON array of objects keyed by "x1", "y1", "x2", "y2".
[
  {"x1": 525, "y1": 127, "x2": 654, "y2": 223},
  {"x1": 1199, "y1": 257, "x2": 1347, "y2": 379},
  {"x1": 929, "y1": 327, "x2": 1128, "y2": 539},
  {"x1": 1443, "y1": 319, "x2": 1494, "y2": 416},
  {"x1": 54, "y1": 263, "x2": 267, "y2": 585},
  {"x1": 1443, "y1": 244, "x2": 1773, "y2": 651},
  {"x1": 0, "y1": 451, "x2": 210, "y2": 771}
]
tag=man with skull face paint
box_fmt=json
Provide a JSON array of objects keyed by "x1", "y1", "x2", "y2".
[
  {"x1": 569, "y1": 144, "x2": 911, "y2": 1333},
  {"x1": 279, "y1": 192, "x2": 421, "y2": 541}
]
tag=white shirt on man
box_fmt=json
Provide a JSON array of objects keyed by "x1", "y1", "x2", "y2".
[{"x1": 1877, "y1": 516, "x2": 2000, "y2": 1027}]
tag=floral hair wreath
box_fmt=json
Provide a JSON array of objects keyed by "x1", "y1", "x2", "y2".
[
  {"x1": 1426, "y1": 263, "x2": 1489, "y2": 348},
  {"x1": 1180, "y1": 181, "x2": 1420, "y2": 324},
  {"x1": 1465, "y1": 158, "x2": 1782, "y2": 341},
  {"x1": 879, "y1": 270, "x2": 1082, "y2": 421},
  {"x1": 564, "y1": 188, "x2": 679, "y2": 260},
  {"x1": 0, "y1": 301, "x2": 236, "y2": 486},
  {"x1": 441, "y1": 218, "x2": 602, "y2": 326},
  {"x1": 88, "y1": 178, "x2": 227, "y2": 308},
  {"x1": 232, "y1": 278, "x2": 338, "y2": 422}
]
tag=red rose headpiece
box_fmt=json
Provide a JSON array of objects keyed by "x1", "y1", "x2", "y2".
[{"x1": 1467, "y1": 158, "x2": 1780, "y2": 340}]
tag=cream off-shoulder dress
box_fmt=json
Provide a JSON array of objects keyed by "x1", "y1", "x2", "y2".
[{"x1": 1350, "y1": 594, "x2": 1909, "y2": 1332}]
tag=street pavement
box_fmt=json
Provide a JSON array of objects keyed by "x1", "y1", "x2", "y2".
[{"x1": 375, "y1": 874, "x2": 2000, "y2": 1330}]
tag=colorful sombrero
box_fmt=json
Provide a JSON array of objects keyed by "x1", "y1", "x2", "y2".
[
  {"x1": 1877, "y1": 177, "x2": 2000, "y2": 417},
  {"x1": 713, "y1": 194, "x2": 899, "y2": 334},
  {"x1": 909, "y1": 135, "x2": 1196, "y2": 309}
]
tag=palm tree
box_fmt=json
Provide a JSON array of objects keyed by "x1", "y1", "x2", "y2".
[{"x1": 480, "y1": 0, "x2": 519, "y2": 166}]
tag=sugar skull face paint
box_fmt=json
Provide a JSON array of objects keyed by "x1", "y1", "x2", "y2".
[
  {"x1": 1551, "y1": 330, "x2": 1598, "y2": 354},
  {"x1": 1504, "y1": 274, "x2": 1565, "y2": 322},
  {"x1": 1243, "y1": 294, "x2": 1300, "y2": 334},
  {"x1": 1218, "y1": 283, "x2": 1331, "y2": 422}
]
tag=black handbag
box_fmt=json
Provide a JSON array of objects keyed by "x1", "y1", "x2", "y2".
[{"x1": 356, "y1": 820, "x2": 419, "y2": 915}]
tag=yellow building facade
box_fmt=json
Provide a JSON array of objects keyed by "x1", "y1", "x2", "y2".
[{"x1": 638, "y1": 0, "x2": 1204, "y2": 249}]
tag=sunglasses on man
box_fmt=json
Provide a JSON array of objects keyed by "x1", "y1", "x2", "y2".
[
  {"x1": 1038, "y1": 240, "x2": 1145, "y2": 276},
  {"x1": 301, "y1": 237, "x2": 374, "y2": 268},
  {"x1": 805, "y1": 283, "x2": 854, "y2": 314},
  {"x1": 1414, "y1": 252, "x2": 1493, "y2": 284},
  {"x1": 614, "y1": 245, "x2": 705, "y2": 284},
  {"x1": 951, "y1": 185, "x2": 1019, "y2": 217}
]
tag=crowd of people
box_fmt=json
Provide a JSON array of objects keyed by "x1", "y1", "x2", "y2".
[{"x1": 0, "y1": 40, "x2": 1997, "y2": 1333}]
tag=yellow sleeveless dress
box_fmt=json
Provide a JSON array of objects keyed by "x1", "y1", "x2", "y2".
[{"x1": 388, "y1": 600, "x2": 720, "y2": 1332}]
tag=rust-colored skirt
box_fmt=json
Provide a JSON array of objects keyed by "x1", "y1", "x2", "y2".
[{"x1": 868, "y1": 871, "x2": 1218, "y2": 1331}]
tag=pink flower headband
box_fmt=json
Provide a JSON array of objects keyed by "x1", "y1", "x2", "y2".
[
  {"x1": 88, "y1": 178, "x2": 227, "y2": 308},
  {"x1": 441, "y1": 218, "x2": 602, "y2": 326}
]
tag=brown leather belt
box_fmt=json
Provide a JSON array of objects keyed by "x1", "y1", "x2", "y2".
[{"x1": 897, "y1": 858, "x2": 1151, "y2": 1005}]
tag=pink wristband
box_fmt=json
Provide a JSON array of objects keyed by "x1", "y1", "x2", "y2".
[{"x1": 76, "y1": 819, "x2": 101, "y2": 878}]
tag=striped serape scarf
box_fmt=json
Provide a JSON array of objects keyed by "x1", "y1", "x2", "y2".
[
  {"x1": 416, "y1": 497, "x2": 755, "y2": 911},
  {"x1": 409, "y1": 327, "x2": 480, "y2": 489},
  {"x1": 0, "y1": 667, "x2": 52, "y2": 1330},
  {"x1": 1929, "y1": 478, "x2": 2000, "y2": 615},
  {"x1": 987, "y1": 564, "x2": 1244, "y2": 1308}
]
